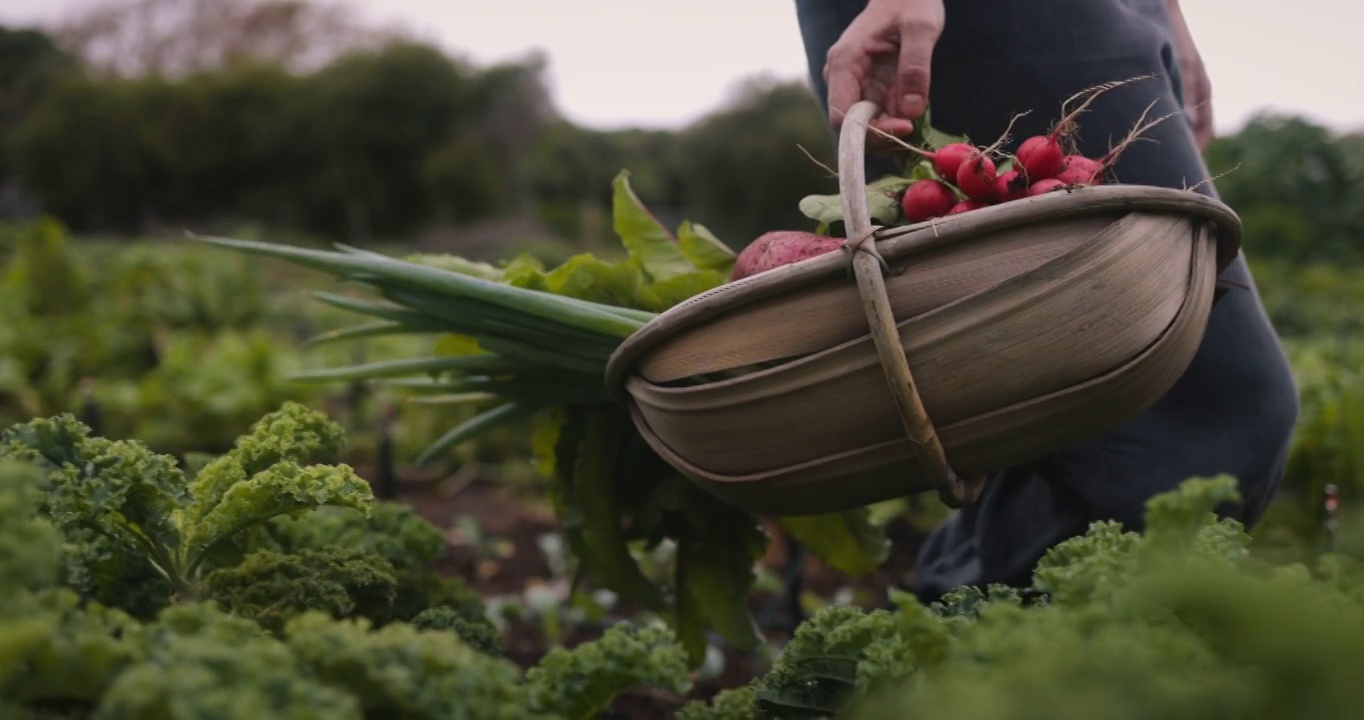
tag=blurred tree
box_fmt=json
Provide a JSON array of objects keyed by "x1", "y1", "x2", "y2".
[
  {"x1": 669, "y1": 76, "x2": 837, "y2": 246},
  {"x1": 1205, "y1": 112, "x2": 1362, "y2": 263},
  {"x1": 0, "y1": 26, "x2": 78, "y2": 199},
  {"x1": 51, "y1": 0, "x2": 403, "y2": 78},
  {"x1": 296, "y1": 41, "x2": 484, "y2": 242}
]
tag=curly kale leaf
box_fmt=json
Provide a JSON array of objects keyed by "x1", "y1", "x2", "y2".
[
  {"x1": 267, "y1": 502, "x2": 478, "y2": 622},
  {"x1": 200, "y1": 548, "x2": 398, "y2": 634},
  {"x1": 0, "y1": 404, "x2": 373, "y2": 619},
  {"x1": 178, "y1": 401, "x2": 348, "y2": 527},
  {"x1": 171, "y1": 402, "x2": 367, "y2": 577},
  {"x1": 676, "y1": 686, "x2": 758, "y2": 720},
  {"x1": 0, "y1": 589, "x2": 145, "y2": 710},
  {"x1": 178, "y1": 461, "x2": 373, "y2": 577},
  {"x1": 1033, "y1": 475, "x2": 1254, "y2": 606},
  {"x1": 0, "y1": 416, "x2": 186, "y2": 612},
  {"x1": 0, "y1": 413, "x2": 93, "y2": 470},
  {"x1": 95, "y1": 603, "x2": 360, "y2": 720},
  {"x1": 524, "y1": 623, "x2": 692, "y2": 720},
  {"x1": 411, "y1": 606, "x2": 503, "y2": 656},
  {"x1": 0, "y1": 460, "x2": 63, "y2": 593},
  {"x1": 283, "y1": 612, "x2": 541, "y2": 720}
]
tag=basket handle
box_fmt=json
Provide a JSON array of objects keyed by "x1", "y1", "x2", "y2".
[{"x1": 836, "y1": 101, "x2": 982, "y2": 508}]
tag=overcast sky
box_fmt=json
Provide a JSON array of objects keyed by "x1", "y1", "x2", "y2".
[{"x1": 3, "y1": 0, "x2": 1360, "y2": 135}]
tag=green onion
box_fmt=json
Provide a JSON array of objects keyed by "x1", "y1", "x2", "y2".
[
  {"x1": 303, "y1": 320, "x2": 438, "y2": 348},
  {"x1": 188, "y1": 233, "x2": 649, "y2": 338},
  {"x1": 289, "y1": 354, "x2": 530, "y2": 383},
  {"x1": 416, "y1": 402, "x2": 543, "y2": 464}
]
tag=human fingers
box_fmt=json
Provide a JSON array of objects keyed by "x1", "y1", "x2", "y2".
[{"x1": 894, "y1": 14, "x2": 941, "y2": 121}]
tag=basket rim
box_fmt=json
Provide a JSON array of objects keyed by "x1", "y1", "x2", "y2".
[{"x1": 604, "y1": 183, "x2": 1241, "y2": 403}]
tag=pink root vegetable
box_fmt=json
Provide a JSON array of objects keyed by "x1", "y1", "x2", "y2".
[
  {"x1": 901, "y1": 178, "x2": 958, "y2": 222},
  {"x1": 948, "y1": 199, "x2": 989, "y2": 215},
  {"x1": 1056, "y1": 99, "x2": 1184, "y2": 187},
  {"x1": 994, "y1": 170, "x2": 1029, "y2": 202},
  {"x1": 1054, "y1": 155, "x2": 1104, "y2": 185},
  {"x1": 1016, "y1": 135, "x2": 1066, "y2": 182},
  {"x1": 729, "y1": 230, "x2": 845, "y2": 281},
  {"x1": 893, "y1": 141, "x2": 978, "y2": 181},
  {"x1": 1027, "y1": 178, "x2": 1068, "y2": 196},
  {"x1": 927, "y1": 143, "x2": 977, "y2": 180},
  {"x1": 1014, "y1": 75, "x2": 1152, "y2": 182},
  {"x1": 955, "y1": 152, "x2": 998, "y2": 202}
]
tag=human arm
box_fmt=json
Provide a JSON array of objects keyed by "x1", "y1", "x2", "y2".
[
  {"x1": 822, "y1": 0, "x2": 945, "y2": 152},
  {"x1": 1165, "y1": 0, "x2": 1214, "y2": 151}
]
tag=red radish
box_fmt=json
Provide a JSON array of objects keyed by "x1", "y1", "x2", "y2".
[
  {"x1": 1012, "y1": 75, "x2": 1151, "y2": 181},
  {"x1": 994, "y1": 170, "x2": 1029, "y2": 202},
  {"x1": 900, "y1": 178, "x2": 957, "y2": 222},
  {"x1": 927, "y1": 143, "x2": 977, "y2": 180},
  {"x1": 948, "y1": 199, "x2": 988, "y2": 215},
  {"x1": 1027, "y1": 178, "x2": 1067, "y2": 196},
  {"x1": 1053, "y1": 99, "x2": 1184, "y2": 187},
  {"x1": 1016, "y1": 134, "x2": 1065, "y2": 181},
  {"x1": 730, "y1": 230, "x2": 844, "y2": 280},
  {"x1": 955, "y1": 152, "x2": 998, "y2": 202},
  {"x1": 1055, "y1": 155, "x2": 1103, "y2": 185},
  {"x1": 890, "y1": 141, "x2": 978, "y2": 181},
  {"x1": 950, "y1": 111, "x2": 1032, "y2": 203}
]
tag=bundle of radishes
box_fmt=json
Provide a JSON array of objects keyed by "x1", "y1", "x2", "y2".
[
  {"x1": 732, "y1": 77, "x2": 1177, "y2": 281},
  {"x1": 895, "y1": 87, "x2": 1167, "y2": 222}
]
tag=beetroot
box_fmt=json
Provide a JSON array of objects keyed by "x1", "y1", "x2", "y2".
[
  {"x1": 901, "y1": 179, "x2": 957, "y2": 222},
  {"x1": 730, "y1": 230, "x2": 844, "y2": 280}
]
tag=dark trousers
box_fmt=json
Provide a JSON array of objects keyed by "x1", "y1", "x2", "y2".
[{"x1": 793, "y1": 0, "x2": 1300, "y2": 600}]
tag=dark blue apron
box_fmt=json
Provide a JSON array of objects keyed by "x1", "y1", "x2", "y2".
[{"x1": 793, "y1": 0, "x2": 1300, "y2": 600}]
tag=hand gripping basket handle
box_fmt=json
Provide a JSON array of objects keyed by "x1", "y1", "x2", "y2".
[{"x1": 836, "y1": 101, "x2": 983, "y2": 508}]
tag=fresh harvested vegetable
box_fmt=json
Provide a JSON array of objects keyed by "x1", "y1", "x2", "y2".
[
  {"x1": 994, "y1": 169, "x2": 1030, "y2": 202},
  {"x1": 1012, "y1": 75, "x2": 1152, "y2": 182},
  {"x1": 955, "y1": 152, "x2": 999, "y2": 202},
  {"x1": 730, "y1": 230, "x2": 844, "y2": 281},
  {"x1": 1055, "y1": 154, "x2": 1104, "y2": 186},
  {"x1": 901, "y1": 178, "x2": 958, "y2": 222},
  {"x1": 927, "y1": 142, "x2": 977, "y2": 179},
  {"x1": 1015, "y1": 133, "x2": 1066, "y2": 182},
  {"x1": 1027, "y1": 178, "x2": 1068, "y2": 196},
  {"x1": 948, "y1": 199, "x2": 989, "y2": 215},
  {"x1": 796, "y1": 75, "x2": 1177, "y2": 230}
]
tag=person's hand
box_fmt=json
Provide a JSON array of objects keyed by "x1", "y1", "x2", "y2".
[
  {"x1": 823, "y1": 0, "x2": 945, "y2": 152},
  {"x1": 1166, "y1": 0, "x2": 1213, "y2": 151}
]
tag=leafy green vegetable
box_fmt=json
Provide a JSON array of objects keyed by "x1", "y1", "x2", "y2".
[
  {"x1": 189, "y1": 171, "x2": 784, "y2": 665},
  {"x1": 0, "y1": 402, "x2": 373, "y2": 613},
  {"x1": 679, "y1": 476, "x2": 1364, "y2": 720},
  {"x1": 0, "y1": 409, "x2": 697, "y2": 719},
  {"x1": 778, "y1": 509, "x2": 889, "y2": 577},
  {"x1": 524, "y1": 623, "x2": 692, "y2": 719}
]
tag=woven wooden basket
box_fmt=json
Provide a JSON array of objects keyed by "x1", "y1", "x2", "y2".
[{"x1": 603, "y1": 100, "x2": 1242, "y2": 517}]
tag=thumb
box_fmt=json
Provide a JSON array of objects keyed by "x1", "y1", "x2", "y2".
[{"x1": 895, "y1": 19, "x2": 939, "y2": 119}]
